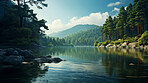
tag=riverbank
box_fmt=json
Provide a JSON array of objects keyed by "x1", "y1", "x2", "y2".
[
  {"x1": 96, "y1": 42, "x2": 148, "y2": 50},
  {"x1": 0, "y1": 48, "x2": 63, "y2": 66}
]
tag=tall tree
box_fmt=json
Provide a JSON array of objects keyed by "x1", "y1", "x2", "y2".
[
  {"x1": 107, "y1": 16, "x2": 113, "y2": 41},
  {"x1": 118, "y1": 6, "x2": 127, "y2": 39}
]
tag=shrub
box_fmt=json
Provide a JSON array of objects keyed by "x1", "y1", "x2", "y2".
[
  {"x1": 138, "y1": 31, "x2": 148, "y2": 45},
  {"x1": 97, "y1": 42, "x2": 102, "y2": 46},
  {"x1": 94, "y1": 41, "x2": 99, "y2": 46},
  {"x1": 102, "y1": 40, "x2": 110, "y2": 46},
  {"x1": 110, "y1": 41, "x2": 114, "y2": 46},
  {"x1": 114, "y1": 39, "x2": 124, "y2": 45}
]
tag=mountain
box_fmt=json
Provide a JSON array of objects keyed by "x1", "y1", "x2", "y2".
[
  {"x1": 64, "y1": 26, "x2": 102, "y2": 46},
  {"x1": 49, "y1": 24, "x2": 98, "y2": 38}
]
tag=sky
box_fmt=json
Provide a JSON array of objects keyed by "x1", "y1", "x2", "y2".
[{"x1": 31, "y1": 0, "x2": 133, "y2": 35}]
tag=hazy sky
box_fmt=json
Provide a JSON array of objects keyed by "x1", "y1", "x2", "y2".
[{"x1": 31, "y1": 0, "x2": 133, "y2": 34}]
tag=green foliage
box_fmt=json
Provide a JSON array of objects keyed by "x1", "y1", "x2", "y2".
[
  {"x1": 94, "y1": 41, "x2": 99, "y2": 46},
  {"x1": 102, "y1": 40, "x2": 111, "y2": 46},
  {"x1": 114, "y1": 39, "x2": 124, "y2": 45},
  {"x1": 138, "y1": 31, "x2": 148, "y2": 45},
  {"x1": 0, "y1": 1, "x2": 49, "y2": 46},
  {"x1": 97, "y1": 42, "x2": 102, "y2": 46},
  {"x1": 19, "y1": 28, "x2": 32, "y2": 38},
  {"x1": 99, "y1": 0, "x2": 148, "y2": 46},
  {"x1": 65, "y1": 26, "x2": 102, "y2": 46}
]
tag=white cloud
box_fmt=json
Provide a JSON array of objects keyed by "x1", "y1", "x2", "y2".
[
  {"x1": 107, "y1": 1, "x2": 121, "y2": 7},
  {"x1": 45, "y1": 12, "x2": 109, "y2": 35},
  {"x1": 125, "y1": 6, "x2": 127, "y2": 10},
  {"x1": 112, "y1": 7, "x2": 120, "y2": 12}
]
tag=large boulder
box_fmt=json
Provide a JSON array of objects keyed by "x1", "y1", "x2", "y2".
[
  {"x1": 51, "y1": 58, "x2": 63, "y2": 63},
  {"x1": 106, "y1": 44, "x2": 112, "y2": 48},
  {"x1": 128, "y1": 42, "x2": 138, "y2": 48},
  {"x1": 120, "y1": 42, "x2": 128, "y2": 48},
  {"x1": 112, "y1": 45, "x2": 118, "y2": 48},
  {"x1": 3, "y1": 56, "x2": 24, "y2": 65},
  {"x1": 100, "y1": 45, "x2": 105, "y2": 48},
  {"x1": 5, "y1": 48, "x2": 19, "y2": 56},
  {"x1": 144, "y1": 45, "x2": 148, "y2": 50},
  {"x1": 19, "y1": 50, "x2": 35, "y2": 60}
]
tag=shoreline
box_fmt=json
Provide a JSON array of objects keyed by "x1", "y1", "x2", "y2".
[{"x1": 96, "y1": 42, "x2": 148, "y2": 50}]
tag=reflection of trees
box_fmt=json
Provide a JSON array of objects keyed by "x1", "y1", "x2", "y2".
[
  {"x1": 0, "y1": 64, "x2": 48, "y2": 83},
  {"x1": 96, "y1": 48, "x2": 148, "y2": 82}
]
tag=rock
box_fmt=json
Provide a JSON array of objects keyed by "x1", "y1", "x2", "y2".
[
  {"x1": 117, "y1": 44, "x2": 121, "y2": 48},
  {"x1": 46, "y1": 55, "x2": 52, "y2": 58},
  {"x1": 100, "y1": 45, "x2": 105, "y2": 48},
  {"x1": 33, "y1": 58, "x2": 52, "y2": 63},
  {"x1": 121, "y1": 42, "x2": 128, "y2": 48},
  {"x1": 51, "y1": 58, "x2": 63, "y2": 63},
  {"x1": 0, "y1": 50, "x2": 6, "y2": 56},
  {"x1": 144, "y1": 45, "x2": 148, "y2": 50},
  {"x1": 106, "y1": 44, "x2": 112, "y2": 48},
  {"x1": 5, "y1": 48, "x2": 19, "y2": 56},
  {"x1": 20, "y1": 50, "x2": 35, "y2": 60},
  {"x1": 129, "y1": 63, "x2": 135, "y2": 66},
  {"x1": 128, "y1": 42, "x2": 138, "y2": 48},
  {"x1": 3, "y1": 56, "x2": 24, "y2": 65},
  {"x1": 112, "y1": 45, "x2": 118, "y2": 48},
  {"x1": 139, "y1": 45, "x2": 144, "y2": 49}
]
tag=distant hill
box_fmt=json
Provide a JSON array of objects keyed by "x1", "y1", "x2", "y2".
[
  {"x1": 64, "y1": 26, "x2": 102, "y2": 46},
  {"x1": 49, "y1": 24, "x2": 98, "y2": 38}
]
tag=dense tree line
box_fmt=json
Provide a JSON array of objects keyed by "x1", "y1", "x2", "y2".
[
  {"x1": 101, "y1": 0, "x2": 148, "y2": 42},
  {"x1": 0, "y1": 0, "x2": 48, "y2": 46},
  {"x1": 40, "y1": 36, "x2": 66, "y2": 46},
  {"x1": 65, "y1": 26, "x2": 102, "y2": 46}
]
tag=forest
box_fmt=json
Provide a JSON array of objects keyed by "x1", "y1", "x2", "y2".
[
  {"x1": 0, "y1": 0, "x2": 48, "y2": 47},
  {"x1": 65, "y1": 26, "x2": 102, "y2": 45},
  {"x1": 95, "y1": 0, "x2": 148, "y2": 46}
]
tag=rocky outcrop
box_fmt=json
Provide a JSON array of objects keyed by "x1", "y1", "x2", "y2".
[
  {"x1": 98, "y1": 42, "x2": 148, "y2": 50},
  {"x1": 0, "y1": 48, "x2": 63, "y2": 65}
]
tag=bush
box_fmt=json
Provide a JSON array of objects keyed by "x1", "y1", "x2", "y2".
[
  {"x1": 138, "y1": 31, "x2": 148, "y2": 45},
  {"x1": 94, "y1": 41, "x2": 99, "y2": 46},
  {"x1": 110, "y1": 41, "x2": 114, "y2": 46},
  {"x1": 114, "y1": 39, "x2": 124, "y2": 45},
  {"x1": 102, "y1": 40, "x2": 110, "y2": 46},
  {"x1": 97, "y1": 42, "x2": 102, "y2": 46}
]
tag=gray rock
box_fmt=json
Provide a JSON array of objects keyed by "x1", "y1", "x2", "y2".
[
  {"x1": 51, "y1": 58, "x2": 63, "y2": 63},
  {"x1": 139, "y1": 45, "x2": 144, "y2": 49},
  {"x1": 20, "y1": 50, "x2": 35, "y2": 60},
  {"x1": 144, "y1": 45, "x2": 148, "y2": 50},
  {"x1": 112, "y1": 45, "x2": 118, "y2": 48},
  {"x1": 121, "y1": 42, "x2": 128, "y2": 48},
  {"x1": 100, "y1": 45, "x2": 105, "y2": 48},
  {"x1": 0, "y1": 50, "x2": 6, "y2": 56},
  {"x1": 33, "y1": 58, "x2": 53, "y2": 63},
  {"x1": 128, "y1": 42, "x2": 138, "y2": 48},
  {"x1": 5, "y1": 48, "x2": 19, "y2": 56},
  {"x1": 3, "y1": 56, "x2": 24, "y2": 65}
]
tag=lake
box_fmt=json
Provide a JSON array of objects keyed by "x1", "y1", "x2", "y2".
[{"x1": 0, "y1": 46, "x2": 148, "y2": 83}]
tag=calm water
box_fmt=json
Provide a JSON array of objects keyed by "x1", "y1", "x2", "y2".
[{"x1": 0, "y1": 46, "x2": 148, "y2": 83}]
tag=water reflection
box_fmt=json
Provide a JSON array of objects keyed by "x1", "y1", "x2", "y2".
[
  {"x1": 1, "y1": 47, "x2": 148, "y2": 83},
  {"x1": 31, "y1": 47, "x2": 148, "y2": 83},
  {"x1": 0, "y1": 63, "x2": 48, "y2": 83}
]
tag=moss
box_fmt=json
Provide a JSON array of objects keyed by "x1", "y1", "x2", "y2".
[
  {"x1": 97, "y1": 42, "x2": 102, "y2": 46},
  {"x1": 114, "y1": 39, "x2": 124, "y2": 45},
  {"x1": 138, "y1": 31, "x2": 148, "y2": 45},
  {"x1": 102, "y1": 40, "x2": 111, "y2": 46}
]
